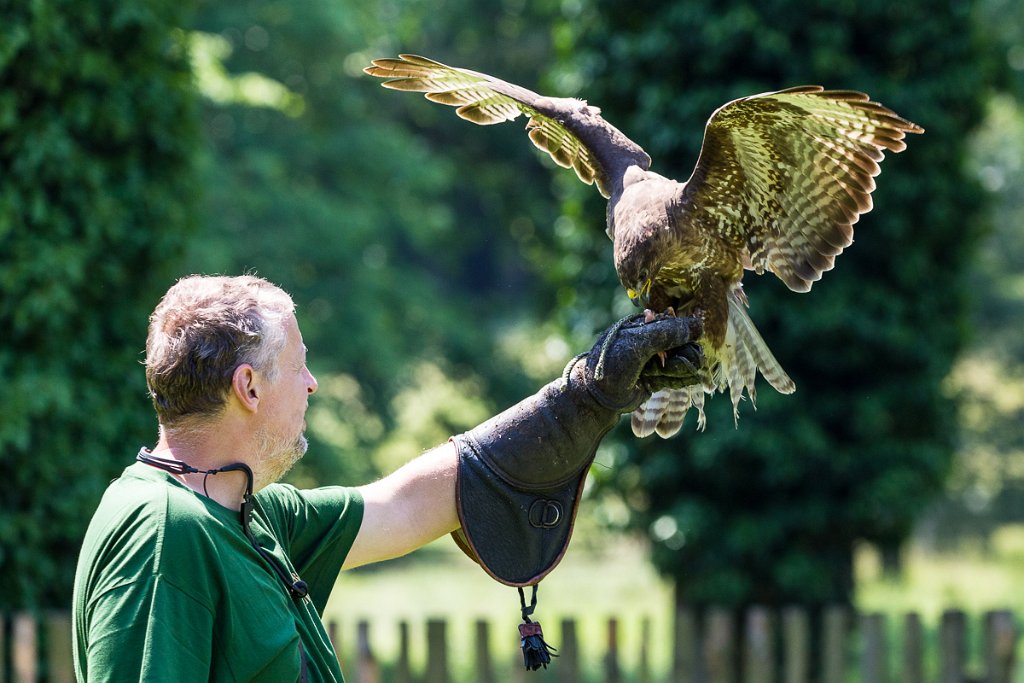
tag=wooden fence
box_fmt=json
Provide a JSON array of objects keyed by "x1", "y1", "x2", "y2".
[{"x1": 1, "y1": 607, "x2": 1017, "y2": 682}]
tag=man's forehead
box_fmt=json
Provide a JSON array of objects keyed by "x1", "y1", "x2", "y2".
[{"x1": 283, "y1": 314, "x2": 306, "y2": 350}]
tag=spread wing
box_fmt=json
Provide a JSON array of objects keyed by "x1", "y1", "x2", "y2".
[
  {"x1": 365, "y1": 54, "x2": 610, "y2": 197},
  {"x1": 681, "y1": 86, "x2": 924, "y2": 292}
]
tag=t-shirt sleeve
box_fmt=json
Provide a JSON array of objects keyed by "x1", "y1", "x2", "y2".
[
  {"x1": 255, "y1": 484, "x2": 364, "y2": 611},
  {"x1": 83, "y1": 575, "x2": 214, "y2": 682}
]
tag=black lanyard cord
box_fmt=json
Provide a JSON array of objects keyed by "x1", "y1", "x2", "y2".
[{"x1": 136, "y1": 448, "x2": 309, "y2": 601}]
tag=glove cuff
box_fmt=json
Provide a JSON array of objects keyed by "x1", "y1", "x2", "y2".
[{"x1": 450, "y1": 370, "x2": 618, "y2": 586}]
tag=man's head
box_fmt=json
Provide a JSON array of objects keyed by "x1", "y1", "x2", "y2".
[{"x1": 145, "y1": 274, "x2": 298, "y2": 430}]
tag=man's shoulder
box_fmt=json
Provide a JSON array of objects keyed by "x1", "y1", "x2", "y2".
[
  {"x1": 83, "y1": 463, "x2": 232, "y2": 563},
  {"x1": 77, "y1": 463, "x2": 235, "y2": 602},
  {"x1": 255, "y1": 482, "x2": 363, "y2": 519}
]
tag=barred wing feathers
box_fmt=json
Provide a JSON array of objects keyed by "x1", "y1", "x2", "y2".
[
  {"x1": 681, "y1": 86, "x2": 924, "y2": 293},
  {"x1": 365, "y1": 54, "x2": 608, "y2": 196}
]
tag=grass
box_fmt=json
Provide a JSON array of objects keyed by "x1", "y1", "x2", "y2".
[
  {"x1": 855, "y1": 528, "x2": 1024, "y2": 618},
  {"x1": 323, "y1": 529, "x2": 1024, "y2": 681}
]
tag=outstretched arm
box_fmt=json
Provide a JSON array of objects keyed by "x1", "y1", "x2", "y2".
[
  {"x1": 343, "y1": 442, "x2": 459, "y2": 569},
  {"x1": 341, "y1": 315, "x2": 702, "y2": 573}
]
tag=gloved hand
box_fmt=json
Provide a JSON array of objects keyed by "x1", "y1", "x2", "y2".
[
  {"x1": 450, "y1": 313, "x2": 702, "y2": 587},
  {"x1": 582, "y1": 313, "x2": 704, "y2": 411}
]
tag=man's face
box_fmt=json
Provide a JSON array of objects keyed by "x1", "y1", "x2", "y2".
[{"x1": 254, "y1": 314, "x2": 318, "y2": 486}]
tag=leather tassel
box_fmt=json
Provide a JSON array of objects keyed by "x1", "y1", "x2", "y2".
[
  {"x1": 519, "y1": 621, "x2": 557, "y2": 670},
  {"x1": 518, "y1": 585, "x2": 557, "y2": 671}
]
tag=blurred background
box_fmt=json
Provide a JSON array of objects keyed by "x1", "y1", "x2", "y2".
[{"x1": 2, "y1": 0, "x2": 1023, "y2": 680}]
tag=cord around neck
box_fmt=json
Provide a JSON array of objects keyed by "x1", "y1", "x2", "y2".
[{"x1": 135, "y1": 447, "x2": 308, "y2": 601}]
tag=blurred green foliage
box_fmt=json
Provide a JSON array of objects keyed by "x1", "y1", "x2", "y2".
[
  {"x1": 0, "y1": 0, "x2": 200, "y2": 608},
  {"x1": 548, "y1": 0, "x2": 1002, "y2": 606},
  {"x1": 937, "y1": 92, "x2": 1024, "y2": 536},
  {"x1": 178, "y1": 0, "x2": 571, "y2": 489}
]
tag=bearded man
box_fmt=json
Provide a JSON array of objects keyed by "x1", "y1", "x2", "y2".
[{"x1": 72, "y1": 274, "x2": 700, "y2": 682}]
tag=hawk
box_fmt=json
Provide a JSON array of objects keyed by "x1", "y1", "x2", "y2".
[{"x1": 365, "y1": 54, "x2": 923, "y2": 437}]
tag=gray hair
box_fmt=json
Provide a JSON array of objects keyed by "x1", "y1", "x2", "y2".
[{"x1": 145, "y1": 274, "x2": 295, "y2": 426}]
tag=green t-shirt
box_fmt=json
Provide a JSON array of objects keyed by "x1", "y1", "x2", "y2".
[{"x1": 72, "y1": 460, "x2": 364, "y2": 682}]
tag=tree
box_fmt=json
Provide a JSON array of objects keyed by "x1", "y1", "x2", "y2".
[
  {"x1": 938, "y1": 94, "x2": 1024, "y2": 539},
  {"x1": 0, "y1": 1, "x2": 200, "y2": 608},
  {"x1": 911, "y1": 0, "x2": 1024, "y2": 544},
  {"x1": 546, "y1": 0, "x2": 997, "y2": 607},
  {"x1": 180, "y1": 0, "x2": 568, "y2": 487}
]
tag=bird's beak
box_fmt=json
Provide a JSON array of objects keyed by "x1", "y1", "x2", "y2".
[{"x1": 626, "y1": 279, "x2": 653, "y2": 307}]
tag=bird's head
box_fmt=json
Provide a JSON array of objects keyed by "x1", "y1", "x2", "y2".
[
  {"x1": 624, "y1": 268, "x2": 655, "y2": 308},
  {"x1": 616, "y1": 233, "x2": 662, "y2": 309}
]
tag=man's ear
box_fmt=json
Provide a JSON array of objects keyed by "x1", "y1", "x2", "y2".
[{"x1": 231, "y1": 364, "x2": 260, "y2": 413}]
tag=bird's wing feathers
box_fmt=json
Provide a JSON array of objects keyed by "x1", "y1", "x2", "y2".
[
  {"x1": 681, "y1": 86, "x2": 924, "y2": 292},
  {"x1": 365, "y1": 54, "x2": 608, "y2": 196}
]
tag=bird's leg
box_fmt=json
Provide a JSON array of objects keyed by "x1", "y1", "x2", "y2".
[
  {"x1": 642, "y1": 307, "x2": 676, "y2": 322},
  {"x1": 644, "y1": 307, "x2": 677, "y2": 366}
]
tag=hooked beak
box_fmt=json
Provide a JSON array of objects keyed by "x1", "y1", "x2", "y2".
[{"x1": 626, "y1": 279, "x2": 653, "y2": 308}]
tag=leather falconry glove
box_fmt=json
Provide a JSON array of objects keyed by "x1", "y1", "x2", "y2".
[{"x1": 449, "y1": 313, "x2": 702, "y2": 670}]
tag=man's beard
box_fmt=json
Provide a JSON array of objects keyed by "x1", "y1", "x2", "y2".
[{"x1": 252, "y1": 425, "x2": 308, "y2": 488}]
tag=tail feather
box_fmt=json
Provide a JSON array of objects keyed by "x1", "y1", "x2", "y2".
[
  {"x1": 688, "y1": 389, "x2": 707, "y2": 432},
  {"x1": 655, "y1": 388, "x2": 690, "y2": 437},
  {"x1": 727, "y1": 294, "x2": 795, "y2": 395},
  {"x1": 631, "y1": 387, "x2": 706, "y2": 437},
  {"x1": 631, "y1": 389, "x2": 670, "y2": 438},
  {"x1": 724, "y1": 322, "x2": 758, "y2": 422}
]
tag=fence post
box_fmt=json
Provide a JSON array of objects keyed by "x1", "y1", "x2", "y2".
[
  {"x1": 424, "y1": 619, "x2": 448, "y2": 683},
  {"x1": 940, "y1": 609, "x2": 967, "y2": 683},
  {"x1": 474, "y1": 619, "x2": 494, "y2": 683},
  {"x1": 743, "y1": 607, "x2": 774, "y2": 683},
  {"x1": 984, "y1": 610, "x2": 1016, "y2": 683},
  {"x1": 394, "y1": 621, "x2": 412, "y2": 683},
  {"x1": 704, "y1": 608, "x2": 736, "y2": 683},
  {"x1": 328, "y1": 619, "x2": 341, "y2": 659},
  {"x1": 860, "y1": 613, "x2": 888, "y2": 683},
  {"x1": 782, "y1": 606, "x2": 809, "y2": 683},
  {"x1": 637, "y1": 617, "x2": 652, "y2": 683},
  {"x1": 604, "y1": 617, "x2": 621, "y2": 683},
  {"x1": 556, "y1": 618, "x2": 580, "y2": 683},
  {"x1": 673, "y1": 606, "x2": 700, "y2": 683},
  {"x1": 12, "y1": 614, "x2": 36, "y2": 683},
  {"x1": 45, "y1": 611, "x2": 73, "y2": 683},
  {"x1": 355, "y1": 620, "x2": 379, "y2": 683},
  {"x1": 822, "y1": 605, "x2": 848, "y2": 683},
  {"x1": 902, "y1": 613, "x2": 924, "y2": 683}
]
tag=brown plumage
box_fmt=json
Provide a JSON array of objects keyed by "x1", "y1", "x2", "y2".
[{"x1": 365, "y1": 54, "x2": 923, "y2": 436}]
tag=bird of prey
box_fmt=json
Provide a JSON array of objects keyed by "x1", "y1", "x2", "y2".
[{"x1": 365, "y1": 54, "x2": 923, "y2": 437}]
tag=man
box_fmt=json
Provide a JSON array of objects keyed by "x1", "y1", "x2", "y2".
[{"x1": 72, "y1": 274, "x2": 700, "y2": 681}]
